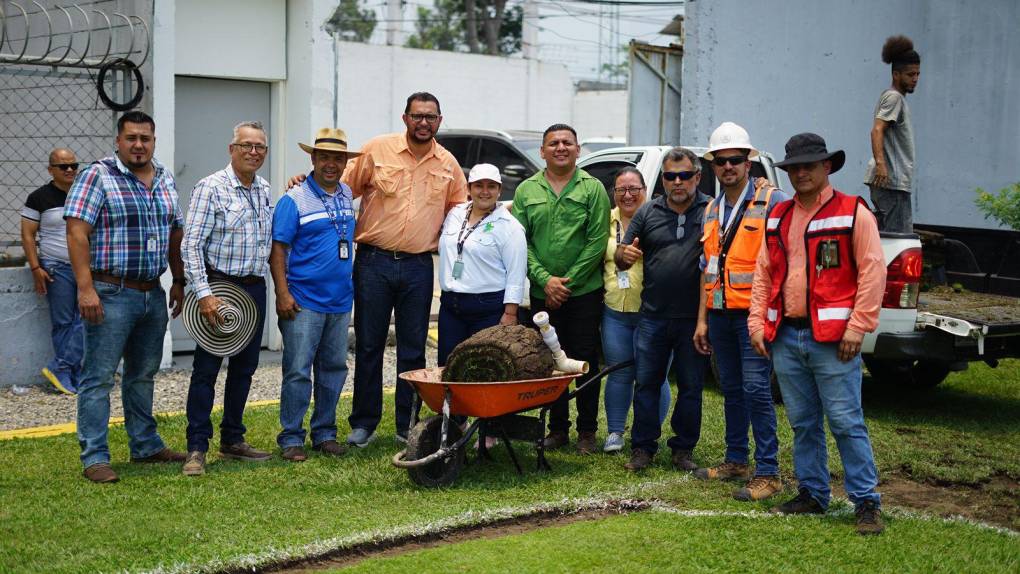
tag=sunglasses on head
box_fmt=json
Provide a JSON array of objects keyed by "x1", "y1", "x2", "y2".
[
  {"x1": 50, "y1": 163, "x2": 79, "y2": 171},
  {"x1": 711, "y1": 155, "x2": 748, "y2": 167},
  {"x1": 662, "y1": 171, "x2": 697, "y2": 182}
]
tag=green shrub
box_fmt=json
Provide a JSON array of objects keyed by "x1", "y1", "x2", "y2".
[{"x1": 974, "y1": 182, "x2": 1020, "y2": 230}]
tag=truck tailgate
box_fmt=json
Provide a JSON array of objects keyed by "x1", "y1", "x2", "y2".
[{"x1": 918, "y1": 288, "x2": 1020, "y2": 335}]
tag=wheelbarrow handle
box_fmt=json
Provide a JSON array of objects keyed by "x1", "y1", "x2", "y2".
[{"x1": 566, "y1": 360, "x2": 635, "y2": 401}]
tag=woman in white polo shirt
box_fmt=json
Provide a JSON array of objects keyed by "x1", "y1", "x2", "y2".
[{"x1": 437, "y1": 163, "x2": 527, "y2": 367}]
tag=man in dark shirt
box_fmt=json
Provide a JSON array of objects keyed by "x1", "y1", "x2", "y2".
[
  {"x1": 20, "y1": 148, "x2": 83, "y2": 394},
  {"x1": 615, "y1": 146, "x2": 710, "y2": 471}
]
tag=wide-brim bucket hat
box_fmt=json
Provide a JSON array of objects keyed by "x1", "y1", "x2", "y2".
[
  {"x1": 182, "y1": 281, "x2": 260, "y2": 357},
  {"x1": 774, "y1": 132, "x2": 845, "y2": 173}
]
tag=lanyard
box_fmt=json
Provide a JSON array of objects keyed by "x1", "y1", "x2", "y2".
[
  {"x1": 307, "y1": 174, "x2": 350, "y2": 241},
  {"x1": 236, "y1": 181, "x2": 264, "y2": 227},
  {"x1": 717, "y1": 180, "x2": 750, "y2": 247},
  {"x1": 615, "y1": 219, "x2": 622, "y2": 244},
  {"x1": 456, "y1": 202, "x2": 494, "y2": 259}
]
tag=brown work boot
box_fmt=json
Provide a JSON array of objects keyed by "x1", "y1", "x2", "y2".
[
  {"x1": 670, "y1": 449, "x2": 698, "y2": 472},
  {"x1": 220, "y1": 441, "x2": 271, "y2": 462},
  {"x1": 281, "y1": 446, "x2": 307, "y2": 462},
  {"x1": 733, "y1": 475, "x2": 783, "y2": 501},
  {"x1": 312, "y1": 440, "x2": 349, "y2": 457},
  {"x1": 695, "y1": 461, "x2": 751, "y2": 481},
  {"x1": 83, "y1": 463, "x2": 119, "y2": 483},
  {"x1": 855, "y1": 500, "x2": 885, "y2": 535},
  {"x1": 542, "y1": 430, "x2": 569, "y2": 449},
  {"x1": 182, "y1": 451, "x2": 206, "y2": 476},
  {"x1": 131, "y1": 447, "x2": 187, "y2": 463},
  {"x1": 624, "y1": 449, "x2": 653, "y2": 472},
  {"x1": 576, "y1": 432, "x2": 597, "y2": 455}
]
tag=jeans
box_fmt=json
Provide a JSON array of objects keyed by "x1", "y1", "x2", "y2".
[
  {"x1": 531, "y1": 290, "x2": 603, "y2": 434},
  {"x1": 772, "y1": 323, "x2": 881, "y2": 509},
  {"x1": 350, "y1": 249, "x2": 433, "y2": 435},
  {"x1": 631, "y1": 315, "x2": 707, "y2": 456},
  {"x1": 77, "y1": 282, "x2": 169, "y2": 468},
  {"x1": 437, "y1": 290, "x2": 506, "y2": 366},
  {"x1": 185, "y1": 280, "x2": 267, "y2": 452},
  {"x1": 278, "y1": 308, "x2": 351, "y2": 448},
  {"x1": 41, "y1": 258, "x2": 84, "y2": 385},
  {"x1": 601, "y1": 306, "x2": 670, "y2": 434},
  {"x1": 708, "y1": 311, "x2": 779, "y2": 476},
  {"x1": 869, "y1": 185, "x2": 912, "y2": 233}
]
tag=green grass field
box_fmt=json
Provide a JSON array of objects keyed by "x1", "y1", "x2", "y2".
[{"x1": 1, "y1": 361, "x2": 1017, "y2": 573}]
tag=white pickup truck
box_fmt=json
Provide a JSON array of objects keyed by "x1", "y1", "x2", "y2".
[{"x1": 577, "y1": 145, "x2": 1020, "y2": 388}]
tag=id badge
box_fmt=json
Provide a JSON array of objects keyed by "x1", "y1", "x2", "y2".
[
  {"x1": 146, "y1": 235, "x2": 158, "y2": 252},
  {"x1": 452, "y1": 259, "x2": 464, "y2": 280},
  {"x1": 339, "y1": 240, "x2": 350, "y2": 260},
  {"x1": 616, "y1": 270, "x2": 631, "y2": 289},
  {"x1": 706, "y1": 255, "x2": 719, "y2": 275},
  {"x1": 712, "y1": 289, "x2": 723, "y2": 308}
]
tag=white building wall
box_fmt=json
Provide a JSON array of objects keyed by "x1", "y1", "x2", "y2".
[
  {"x1": 572, "y1": 90, "x2": 628, "y2": 141},
  {"x1": 174, "y1": 0, "x2": 286, "y2": 81}
]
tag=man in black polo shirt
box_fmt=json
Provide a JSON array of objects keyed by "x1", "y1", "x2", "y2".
[{"x1": 615, "y1": 146, "x2": 711, "y2": 471}]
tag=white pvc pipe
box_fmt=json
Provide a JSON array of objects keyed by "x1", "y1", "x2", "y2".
[{"x1": 532, "y1": 311, "x2": 589, "y2": 374}]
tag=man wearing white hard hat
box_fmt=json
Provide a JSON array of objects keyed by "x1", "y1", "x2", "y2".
[{"x1": 693, "y1": 122, "x2": 788, "y2": 501}]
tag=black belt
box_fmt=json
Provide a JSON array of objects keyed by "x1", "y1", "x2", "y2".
[
  {"x1": 206, "y1": 267, "x2": 264, "y2": 285},
  {"x1": 358, "y1": 243, "x2": 430, "y2": 260},
  {"x1": 783, "y1": 316, "x2": 811, "y2": 329}
]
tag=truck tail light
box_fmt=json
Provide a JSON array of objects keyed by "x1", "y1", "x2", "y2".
[{"x1": 883, "y1": 247, "x2": 923, "y2": 308}]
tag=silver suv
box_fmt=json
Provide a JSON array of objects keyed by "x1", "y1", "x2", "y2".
[{"x1": 435, "y1": 129, "x2": 545, "y2": 201}]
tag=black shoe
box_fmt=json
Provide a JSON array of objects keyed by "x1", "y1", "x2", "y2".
[
  {"x1": 855, "y1": 500, "x2": 885, "y2": 535},
  {"x1": 771, "y1": 488, "x2": 825, "y2": 515}
]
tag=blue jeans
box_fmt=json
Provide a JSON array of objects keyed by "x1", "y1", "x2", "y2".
[
  {"x1": 631, "y1": 315, "x2": 707, "y2": 455},
  {"x1": 185, "y1": 280, "x2": 267, "y2": 452},
  {"x1": 41, "y1": 258, "x2": 84, "y2": 385},
  {"x1": 438, "y1": 290, "x2": 505, "y2": 366},
  {"x1": 77, "y1": 282, "x2": 169, "y2": 468},
  {"x1": 350, "y1": 249, "x2": 433, "y2": 435},
  {"x1": 601, "y1": 306, "x2": 670, "y2": 434},
  {"x1": 708, "y1": 311, "x2": 779, "y2": 476},
  {"x1": 772, "y1": 323, "x2": 880, "y2": 509},
  {"x1": 278, "y1": 308, "x2": 351, "y2": 448}
]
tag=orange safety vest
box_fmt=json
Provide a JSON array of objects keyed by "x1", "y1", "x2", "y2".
[
  {"x1": 701, "y1": 178, "x2": 777, "y2": 310},
  {"x1": 763, "y1": 189, "x2": 866, "y2": 343}
]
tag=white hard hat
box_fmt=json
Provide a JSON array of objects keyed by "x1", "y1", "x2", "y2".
[
  {"x1": 468, "y1": 163, "x2": 502, "y2": 184},
  {"x1": 704, "y1": 122, "x2": 759, "y2": 160}
]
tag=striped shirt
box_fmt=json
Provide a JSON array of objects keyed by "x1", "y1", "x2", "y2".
[
  {"x1": 64, "y1": 155, "x2": 183, "y2": 281},
  {"x1": 182, "y1": 164, "x2": 272, "y2": 299}
]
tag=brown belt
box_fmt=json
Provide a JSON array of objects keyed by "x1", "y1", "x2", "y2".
[{"x1": 91, "y1": 271, "x2": 160, "y2": 291}]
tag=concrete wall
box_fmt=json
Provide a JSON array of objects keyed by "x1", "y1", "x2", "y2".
[
  {"x1": 573, "y1": 90, "x2": 629, "y2": 141},
  {"x1": 0, "y1": 269, "x2": 55, "y2": 387},
  {"x1": 681, "y1": 0, "x2": 1020, "y2": 228},
  {"x1": 174, "y1": 0, "x2": 286, "y2": 81}
]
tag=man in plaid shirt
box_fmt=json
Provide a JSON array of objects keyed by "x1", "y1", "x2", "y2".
[
  {"x1": 180, "y1": 121, "x2": 274, "y2": 476},
  {"x1": 65, "y1": 111, "x2": 187, "y2": 483}
]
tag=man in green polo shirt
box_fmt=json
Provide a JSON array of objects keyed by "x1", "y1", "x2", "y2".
[{"x1": 512, "y1": 123, "x2": 610, "y2": 455}]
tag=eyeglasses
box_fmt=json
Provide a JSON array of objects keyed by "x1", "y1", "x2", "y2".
[
  {"x1": 676, "y1": 214, "x2": 687, "y2": 240},
  {"x1": 50, "y1": 163, "x2": 79, "y2": 171},
  {"x1": 662, "y1": 171, "x2": 697, "y2": 181},
  {"x1": 711, "y1": 155, "x2": 748, "y2": 167},
  {"x1": 232, "y1": 143, "x2": 268, "y2": 154},
  {"x1": 408, "y1": 113, "x2": 440, "y2": 124},
  {"x1": 613, "y1": 186, "x2": 644, "y2": 196}
]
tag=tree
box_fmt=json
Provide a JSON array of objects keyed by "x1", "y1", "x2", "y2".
[
  {"x1": 324, "y1": 0, "x2": 377, "y2": 43},
  {"x1": 405, "y1": 0, "x2": 522, "y2": 56},
  {"x1": 975, "y1": 183, "x2": 1020, "y2": 230}
]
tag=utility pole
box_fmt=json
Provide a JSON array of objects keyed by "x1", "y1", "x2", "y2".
[
  {"x1": 386, "y1": 0, "x2": 403, "y2": 46},
  {"x1": 522, "y1": 0, "x2": 538, "y2": 59}
]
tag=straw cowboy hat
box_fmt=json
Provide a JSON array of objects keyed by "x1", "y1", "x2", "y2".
[
  {"x1": 298, "y1": 127, "x2": 362, "y2": 156},
  {"x1": 182, "y1": 281, "x2": 260, "y2": 357}
]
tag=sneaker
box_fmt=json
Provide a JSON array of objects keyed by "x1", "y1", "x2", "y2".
[
  {"x1": 83, "y1": 463, "x2": 118, "y2": 483},
  {"x1": 576, "y1": 431, "x2": 598, "y2": 455},
  {"x1": 41, "y1": 367, "x2": 76, "y2": 395},
  {"x1": 542, "y1": 430, "x2": 569, "y2": 449},
  {"x1": 603, "y1": 432, "x2": 625, "y2": 453},
  {"x1": 312, "y1": 440, "x2": 349, "y2": 457},
  {"x1": 695, "y1": 461, "x2": 751, "y2": 481},
  {"x1": 219, "y1": 442, "x2": 271, "y2": 462},
  {"x1": 733, "y1": 475, "x2": 783, "y2": 501},
  {"x1": 182, "y1": 451, "x2": 206, "y2": 476},
  {"x1": 131, "y1": 448, "x2": 187, "y2": 463},
  {"x1": 771, "y1": 488, "x2": 825, "y2": 515},
  {"x1": 855, "y1": 500, "x2": 885, "y2": 535},
  {"x1": 281, "y1": 446, "x2": 307, "y2": 462},
  {"x1": 670, "y1": 449, "x2": 698, "y2": 472},
  {"x1": 346, "y1": 428, "x2": 376, "y2": 448},
  {"x1": 624, "y1": 449, "x2": 653, "y2": 472}
]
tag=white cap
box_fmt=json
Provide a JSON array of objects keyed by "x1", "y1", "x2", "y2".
[
  {"x1": 468, "y1": 163, "x2": 502, "y2": 184},
  {"x1": 704, "y1": 121, "x2": 759, "y2": 160}
]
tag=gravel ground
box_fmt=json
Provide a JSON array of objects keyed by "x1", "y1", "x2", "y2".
[{"x1": 0, "y1": 344, "x2": 438, "y2": 432}]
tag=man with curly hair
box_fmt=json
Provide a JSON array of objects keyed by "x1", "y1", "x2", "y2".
[{"x1": 864, "y1": 35, "x2": 921, "y2": 233}]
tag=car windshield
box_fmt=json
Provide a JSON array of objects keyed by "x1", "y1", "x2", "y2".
[{"x1": 515, "y1": 139, "x2": 544, "y2": 166}]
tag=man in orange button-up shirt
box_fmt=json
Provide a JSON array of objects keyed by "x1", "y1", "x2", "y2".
[
  {"x1": 748, "y1": 133, "x2": 886, "y2": 536},
  {"x1": 342, "y1": 92, "x2": 467, "y2": 447}
]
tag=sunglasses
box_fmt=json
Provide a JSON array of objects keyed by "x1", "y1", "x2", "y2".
[
  {"x1": 711, "y1": 155, "x2": 748, "y2": 167},
  {"x1": 662, "y1": 171, "x2": 697, "y2": 181},
  {"x1": 676, "y1": 214, "x2": 687, "y2": 240},
  {"x1": 50, "y1": 163, "x2": 79, "y2": 171}
]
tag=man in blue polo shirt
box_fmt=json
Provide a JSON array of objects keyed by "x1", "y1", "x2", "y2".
[{"x1": 270, "y1": 128, "x2": 359, "y2": 462}]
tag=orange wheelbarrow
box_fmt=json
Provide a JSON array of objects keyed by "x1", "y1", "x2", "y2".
[{"x1": 391, "y1": 361, "x2": 634, "y2": 487}]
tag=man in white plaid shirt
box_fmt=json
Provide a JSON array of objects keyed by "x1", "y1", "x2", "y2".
[{"x1": 180, "y1": 121, "x2": 274, "y2": 476}]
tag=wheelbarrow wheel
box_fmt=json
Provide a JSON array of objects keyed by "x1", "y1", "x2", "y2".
[{"x1": 406, "y1": 415, "x2": 465, "y2": 487}]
